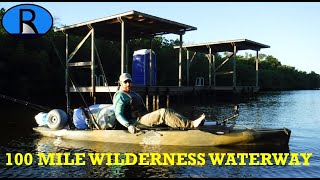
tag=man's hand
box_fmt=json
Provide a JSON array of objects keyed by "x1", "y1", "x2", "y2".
[{"x1": 128, "y1": 125, "x2": 137, "y2": 134}]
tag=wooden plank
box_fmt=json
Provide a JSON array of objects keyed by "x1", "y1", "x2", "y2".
[
  {"x1": 69, "y1": 85, "x2": 259, "y2": 94},
  {"x1": 68, "y1": 62, "x2": 92, "y2": 67}
]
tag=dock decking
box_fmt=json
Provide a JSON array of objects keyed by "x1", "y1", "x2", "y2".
[{"x1": 71, "y1": 85, "x2": 259, "y2": 95}]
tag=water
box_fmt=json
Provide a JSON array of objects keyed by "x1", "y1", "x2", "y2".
[{"x1": 0, "y1": 90, "x2": 319, "y2": 178}]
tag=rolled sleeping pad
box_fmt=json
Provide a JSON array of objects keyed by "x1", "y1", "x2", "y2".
[
  {"x1": 73, "y1": 104, "x2": 114, "y2": 130},
  {"x1": 35, "y1": 112, "x2": 48, "y2": 126},
  {"x1": 96, "y1": 105, "x2": 116, "y2": 130}
]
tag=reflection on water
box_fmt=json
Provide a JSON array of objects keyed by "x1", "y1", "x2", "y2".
[{"x1": 1, "y1": 90, "x2": 320, "y2": 177}]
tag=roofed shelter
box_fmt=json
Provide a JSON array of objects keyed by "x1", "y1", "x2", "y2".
[
  {"x1": 174, "y1": 39, "x2": 270, "y2": 90},
  {"x1": 53, "y1": 10, "x2": 197, "y2": 113}
]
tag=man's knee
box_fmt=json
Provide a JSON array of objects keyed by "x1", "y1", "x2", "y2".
[{"x1": 158, "y1": 108, "x2": 167, "y2": 114}]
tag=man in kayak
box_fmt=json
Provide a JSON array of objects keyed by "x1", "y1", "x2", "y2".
[{"x1": 113, "y1": 73, "x2": 206, "y2": 134}]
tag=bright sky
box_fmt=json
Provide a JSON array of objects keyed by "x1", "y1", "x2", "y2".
[{"x1": 2, "y1": 2, "x2": 319, "y2": 74}]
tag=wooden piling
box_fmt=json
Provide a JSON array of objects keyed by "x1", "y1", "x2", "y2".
[
  {"x1": 145, "y1": 87, "x2": 149, "y2": 111},
  {"x1": 156, "y1": 95, "x2": 159, "y2": 110},
  {"x1": 152, "y1": 95, "x2": 156, "y2": 111}
]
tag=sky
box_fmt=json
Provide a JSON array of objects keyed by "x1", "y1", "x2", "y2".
[{"x1": 2, "y1": 2, "x2": 319, "y2": 74}]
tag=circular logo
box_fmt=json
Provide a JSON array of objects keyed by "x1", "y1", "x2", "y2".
[{"x1": 2, "y1": 4, "x2": 53, "y2": 39}]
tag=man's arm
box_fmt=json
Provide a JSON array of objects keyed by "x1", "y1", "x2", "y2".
[{"x1": 114, "y1": 93, "x2": 130, "y2": 128}]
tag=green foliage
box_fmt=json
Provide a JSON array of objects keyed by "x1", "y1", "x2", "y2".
[
  {"x1": 1, "y1": 8, "x2": 7, "y2": 36},
  {"x1": 258, "y1": 55, "x2": 320, "y2": 90},
  {"x1": 0, "y1": 4, "x2": 319, "y2": 102}
]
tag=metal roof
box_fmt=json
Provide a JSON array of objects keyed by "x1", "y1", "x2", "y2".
[
  {"x1": 54, "y1": 10, "x2": 197, "y2": 41},
  {"x1": 174, "y1": 39, "x2": 270, "y2": 53}
]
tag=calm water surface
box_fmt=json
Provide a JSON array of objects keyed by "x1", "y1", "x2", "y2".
[{"x1": 0, "y1": 90, "x2": 319, "y2": 178}]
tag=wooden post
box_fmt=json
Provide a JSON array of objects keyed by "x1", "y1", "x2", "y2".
[
  {"x1": 166, "y1": 88, "x2": 170, "y2": 108},
  {"x1": 179, "y1": 33, "x2": 183, "y2": 87},
  {"x1": 187, "y1": 50, "x2": 189, "y2": 86},
  {"x1": 145, "y1": 87, "x2": 149, "y2": 111},
  {"x1": 146, "y1": 95, "x2": 149, "y2": 111},
  {"x1": 233, "y1": 45, "x2": 237, "y2": 88},
  {"x1": 208, "y1": 46, "x2": 212, "y2": 86},
  {"x1": 149, "y1": 39, "x2": 153, "y2": 86},
  {"x1": 256, "y1": 50, "x2": 259, "y2": 87},
  {"x1": 166, "y1": 95, "x2": 170, "y2": 108},
  {"x1": 120, "y1": 18, "x2": 126, "y2": 74},
  {"x1": 125, "y1": 42, "x2": 129, "y2": 73},
  {"x1": 212, "y1": 53, "x2": 216, "y2": 87},
  {"x1": 91, "y1": 28, "x2": 95, "y2": 103},
  {"x1": 152, "y1": 95, "x2": 156, "y2": 111},
  {"x1": 65, "y1": 33, "x2": 70, "y2": 114},
  {"x1": 156, "y1": 95, "x2": 159, "y2": 110}
]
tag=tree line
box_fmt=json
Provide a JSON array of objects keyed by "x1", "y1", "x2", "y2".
[{"x1": 1, "y1": 8, "x2": 319, "y2": 104}]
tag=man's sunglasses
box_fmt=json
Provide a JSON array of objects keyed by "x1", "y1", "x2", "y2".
[{"x1": 123, "y1": 80, "x2": 132, "y2": 84}]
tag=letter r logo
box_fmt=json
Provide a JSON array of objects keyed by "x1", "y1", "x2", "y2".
[
  {"x1": 2, "y1": 4, "x2": 53, "y2": 39},
  {"x1": 19, "y1": 9, "x2": 39, "y2": 34}
]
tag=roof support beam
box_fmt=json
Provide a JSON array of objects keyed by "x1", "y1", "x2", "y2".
[
  {"x1": 189, "y1": 51, "x2": 197, "y2": 64},
  {"x1": 67, "y1": 29, "x2": 93, "y2": 63},
  {"x1": 186, "y1": 51, "x2": 197, "y2": 86},
  {"x1": 216, "y1": 53, "x2": 233, "y2": 71}
]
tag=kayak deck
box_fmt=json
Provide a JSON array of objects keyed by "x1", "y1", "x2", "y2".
[{"x1": 33, "y1": 123, "x2": 291, "y2": 147}]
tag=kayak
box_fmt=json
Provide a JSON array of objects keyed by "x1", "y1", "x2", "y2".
[
  {"x1": 33, "y1": 121, "x2": 291, "y2": 147},
  {"x1": 33, "y1": 104, "x2": 291, "y2": 147}
]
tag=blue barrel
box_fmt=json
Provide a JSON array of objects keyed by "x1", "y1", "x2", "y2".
[{"x1": 132, "y1": 49, "x2": 156, "y2": 86}]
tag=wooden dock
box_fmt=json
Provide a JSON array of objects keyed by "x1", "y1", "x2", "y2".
[
  {"x1": 53, "y1": 10, "x2": 268, "y2": 113},
  {"x1": 70, "y1": 85, "x2": 258, "y2": 111},
  {"x1": 71, "y1": 85, "x2": 259, "y2": 95}
]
